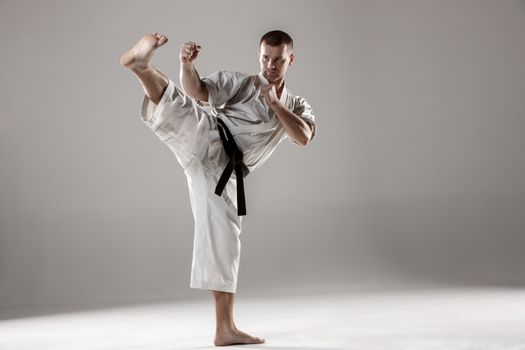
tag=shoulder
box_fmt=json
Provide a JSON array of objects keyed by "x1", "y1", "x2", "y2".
[
  {"x1": 208, "y1": 70, "x2": 250, "y2": 79},
  {"x1": 289, "y1": 92, "x2": 314, "y2": 113},
  {"x1": 203, "y1": 70, "x2": 252, "y2": 86},
  {"x1": 293, "y1": 94, "x2": 311, "y2": 106}
]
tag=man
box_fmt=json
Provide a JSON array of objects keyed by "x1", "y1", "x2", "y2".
[{"x1": 120, "y1": 30, "x2": 316, "y2": 346}]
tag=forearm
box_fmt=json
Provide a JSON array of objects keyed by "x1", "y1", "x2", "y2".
[
  {"x1": 269, "y1": 101, "x2": 313, "y2": 146},
  {"x1": 180, "y1": 63, "x2": 209, "y2": 101}
]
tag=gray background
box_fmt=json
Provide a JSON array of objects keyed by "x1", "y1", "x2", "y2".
[{"x1": 1, "y1": 0, "x2": 524, "y2": 310}]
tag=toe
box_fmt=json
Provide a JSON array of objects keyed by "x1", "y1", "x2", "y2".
[
  {"x1": 251, "y1": 336, "x2": 264, "y2": 344},
  {"x1": 158, "y1": 35, "x2": 168, "y2": 45}
]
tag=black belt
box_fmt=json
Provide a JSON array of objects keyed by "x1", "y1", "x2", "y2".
[{"x1": 214, "y1": 117, "x2": 249, "y2": 216}]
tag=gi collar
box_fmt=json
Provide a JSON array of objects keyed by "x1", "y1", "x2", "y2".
[{"x1": 257, "y1": 72, "x2": 288, "y2": 104}]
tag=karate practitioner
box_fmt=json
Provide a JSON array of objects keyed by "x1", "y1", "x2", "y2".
[{"x1": 120, "y1": 30, "x2": 316, "y2": 346}]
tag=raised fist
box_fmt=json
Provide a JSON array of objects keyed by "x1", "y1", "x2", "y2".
[{"x1": 180, "y1": 41, "x2": 202, "y2": 64}]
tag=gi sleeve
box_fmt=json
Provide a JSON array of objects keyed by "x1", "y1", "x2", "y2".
[
  {"x1": 201, "y1": 70, "x2": 245, "y2": 107},
  {"x1": 292, "y1": 96, "x2": 317, "y2": 143},
  {"x1": 141, "y1": 79, "x2": 175, "y2": 126}
]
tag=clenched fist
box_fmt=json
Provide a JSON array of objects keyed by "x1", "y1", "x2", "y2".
[
  {"x1": 259, "y1": 84, "x2": 280, "y2": 106},
  {"x1": 180, "y1": 41, "x2": 202, "y2": 65}
]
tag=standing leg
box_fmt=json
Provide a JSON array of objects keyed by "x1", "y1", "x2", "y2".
[
  {"x1": 120, "y1": 33, "x2": 169, "y2": 104},
  {"x1": 212, "y1": 290, "x2": 265, "y2": 346}
]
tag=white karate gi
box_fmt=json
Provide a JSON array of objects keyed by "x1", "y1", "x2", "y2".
[{"x1": 140, "y1": 70, "x2": 316, "y2": 293}]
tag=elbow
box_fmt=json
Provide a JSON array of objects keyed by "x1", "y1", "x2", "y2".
[
  {"x1": 181, "y1": 80, "x2": 209, "y2": 102},
  {"x1": 293, "y1": 134, "x2": 311, "y2": 146},
  {"x1": 299, "y1": 128, "x2": 314, "y2": 146},
  {"x1": 191, "y1": 83, "x2": 209, "y2": 102},
  {"x1": 293, "y1": 120, "x2": 315, "y2": 146},
  {"x1": 197, "y1": 81, "x2": 209, "y2": 102}
]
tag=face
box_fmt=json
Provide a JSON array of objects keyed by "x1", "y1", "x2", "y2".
[{"x1": 259, "y1": 42, "x2": 294, "y2": 83}]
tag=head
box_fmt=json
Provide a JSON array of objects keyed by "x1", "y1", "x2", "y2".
[{"x1": 259, "y1": 30, "x2": 295, "y2": 83}]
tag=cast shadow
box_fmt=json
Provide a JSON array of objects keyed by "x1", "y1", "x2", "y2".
[{"x1": 188, "y1": 346, "x2": 358, "y2": 350}]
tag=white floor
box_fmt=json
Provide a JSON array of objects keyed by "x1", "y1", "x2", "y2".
[{"x1": 1, "y1": 284, "x2": 525, "y2": 350}]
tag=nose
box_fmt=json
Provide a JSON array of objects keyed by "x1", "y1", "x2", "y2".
[{"x1": 266, "y1": 60, "x2": 275, "y2": 69}]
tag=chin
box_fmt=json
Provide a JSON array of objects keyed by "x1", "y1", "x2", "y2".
[{"x1": 265, "y1": 73, "x2": 280, "y2": 82}]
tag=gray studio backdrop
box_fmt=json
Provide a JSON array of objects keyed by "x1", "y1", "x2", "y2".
[{"x1": 1, "y1": 0, "x2": 525, "y2": 310}]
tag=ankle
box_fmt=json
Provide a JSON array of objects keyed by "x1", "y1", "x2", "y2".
[
  {"x1": 131, "y1": 64, "x2": 153, "y2": 74},
  {"x1": 216, "y1": 322, "x2": 236, "y2": 333}
]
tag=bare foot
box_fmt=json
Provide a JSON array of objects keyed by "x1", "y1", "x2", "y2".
[
  {"x1": 214, "y1": 327, "x2": 265, "y2": 346},
  {"x1": 120, "y1": 32, "x2": 168, "y2": 71}
]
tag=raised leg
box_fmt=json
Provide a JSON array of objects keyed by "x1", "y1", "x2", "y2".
[
  {"x1": 120, "y1": 33, "x2": 169, "y2": 104},
  {"x1": 212, "y1": 290, "x2": 265, "y2": 346}
]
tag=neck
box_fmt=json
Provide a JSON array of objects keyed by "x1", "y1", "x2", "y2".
[
  {"x1": 261, "y1": 72, "x2": 285, "y2": 98},
  {"x1": 273, "y1": 79, "x2": 284, "y2": 90},
  {"x1": 276, "y1": 81, "x2": 285, "y2": 98},
  {"x1": 270, "y1": 79, "x2": 285, "y2": 96},
  {"x1": 262, "y1": 72, "x2": 285, "y2": 88}
]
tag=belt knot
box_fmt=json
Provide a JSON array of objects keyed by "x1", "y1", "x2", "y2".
[{"x1": 214, "y1": 117, "x2": 249, "y2": 216}]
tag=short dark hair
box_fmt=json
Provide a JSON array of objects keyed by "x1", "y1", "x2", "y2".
[{"x1": 260, "y1": 30, "x2": 294, "y2": 51}]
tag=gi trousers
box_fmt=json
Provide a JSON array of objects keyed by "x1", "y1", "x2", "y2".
[{"x1": 141, "y1": 79, "x2": 243, "y2": 293}]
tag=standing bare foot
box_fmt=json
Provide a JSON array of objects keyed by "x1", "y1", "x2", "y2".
[
  {"x1": 120, "y1": 32, "x2": 168, "y2": 71},
  {"x1": 214, "y1": 327, "x2": 265, "y2": 346}
]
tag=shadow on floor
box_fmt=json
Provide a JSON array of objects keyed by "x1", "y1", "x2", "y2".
[{"x1": 189, "y1": 347, "x2": 354, "y2": 350}]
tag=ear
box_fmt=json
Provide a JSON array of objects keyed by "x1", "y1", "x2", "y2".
[{"x1": 289, "y1": 53, "x2": 295, "y2": 65}]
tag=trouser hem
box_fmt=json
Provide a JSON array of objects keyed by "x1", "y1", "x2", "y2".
[{"x1": 190, "y1": 280, "x2": 237, "y2": 293}]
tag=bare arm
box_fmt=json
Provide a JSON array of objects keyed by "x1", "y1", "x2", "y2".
[
  {"x1": 179, "y1": 41, "x2": 209, "y2": 101},
  {"x1": 269, "y1": 102, "x2": 313, "y2": 146},
  {"x1": 259, "y1": 84, "x2": 314, "y2": 146}
]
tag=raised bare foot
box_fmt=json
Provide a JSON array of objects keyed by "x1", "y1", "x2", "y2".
[
  {"x1": 214, "y1": 327, "x2": 265, "y2": 346},
  {"x1": 120, "y1": 32, "x2": 168, "y2": 71}
]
